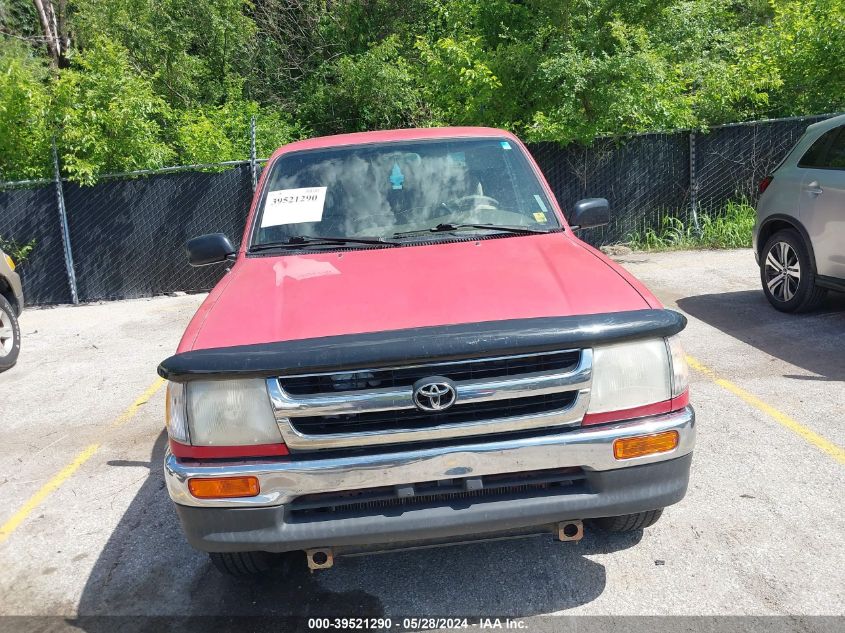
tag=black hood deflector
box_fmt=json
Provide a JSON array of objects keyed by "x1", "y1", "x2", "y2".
[{"x1": 158, "y1": 309, "x2": 687, "y2": 382}]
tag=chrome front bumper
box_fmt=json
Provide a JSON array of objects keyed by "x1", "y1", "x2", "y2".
[{"x1": 165, "y1": 406, "x2": 695, "y2": 509}]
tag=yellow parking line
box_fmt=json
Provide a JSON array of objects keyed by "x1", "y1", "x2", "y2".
[
  {"x1": 0, "y1": 377, "x2": 166, "y2": 544},
  {"x1": 111, "y1": 376, "x2": 165, "y2": 428},
  {"x1": 0, "y1": 443, "x2": 100, "y2": 543},
  {"x1": 686, "y1": 355, "x2": 845, "y2": 465}
]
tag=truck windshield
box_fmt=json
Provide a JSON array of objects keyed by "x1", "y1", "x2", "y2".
[{"x1": 250, "y1": 137, "x2": 560, "y2": 248}]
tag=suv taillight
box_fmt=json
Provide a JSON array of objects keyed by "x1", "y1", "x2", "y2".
[{"x1": 758, "y1": 175, "x2": 773, "y2": 194}]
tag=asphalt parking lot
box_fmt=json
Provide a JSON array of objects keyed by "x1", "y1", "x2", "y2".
[{"x1": 0, "y1": 248, "x2": 842, "y2": 626}]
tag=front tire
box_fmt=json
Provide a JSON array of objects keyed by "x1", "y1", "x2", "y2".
[
  {"x1": 209, "y1": 551, "x2": 276, "y2": 576},
  {"x1": 592, "y1": 509, "x2": 664, "y2": 532},
  {"x1": 0, "y1": 294, "x2": 20, "y2": 372},
  {"x1": 761, "y1": 230, "x2": 826, "y2": 313}
]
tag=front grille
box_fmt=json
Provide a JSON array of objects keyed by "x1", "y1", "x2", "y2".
[
  {"x1": 288, "y1": 467, "x2": 586, "y2": 519},
  {"x1": 279, "y1": 350, "x2": 580, "y2": 395},
  {"x1": 289, "y1": 391, "x2": 578, "y2": 436},
  {"x1": 271, "y1": 348, "x2": 592, "y2": 450}
]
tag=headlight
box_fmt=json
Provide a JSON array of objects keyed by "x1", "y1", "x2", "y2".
[
  {"x1": 165, "y1": 379, "x2": 283, "y2": 446},
  {"x1": 587, "y1": 339, "x2": 671, "y2": 414},
  {"x1": 666, "y1": 335, "x2": 689, "y2": 398}
]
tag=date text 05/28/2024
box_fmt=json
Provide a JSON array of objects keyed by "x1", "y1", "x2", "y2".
[{"x1": 307, "y1": 618, "x2": 528, "y2": 630}]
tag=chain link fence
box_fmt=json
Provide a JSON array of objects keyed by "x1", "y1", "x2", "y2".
[
  {"x1": 0, "y1": 113, "x2": 838, "y2": 306},
  {"x1": 531, "y1": 131, "x2": 692, "y2": 245},
  {"x1": 692, "y1": 117, "x2": 827, "y2": 213},
  {"x1": 0, "y1": 182, "x2": 72, "y2": 305},
  {"x1": 63, "y1": 165, "x2": 255, "y2": 302}
]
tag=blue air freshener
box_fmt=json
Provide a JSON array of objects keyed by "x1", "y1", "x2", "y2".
[{"x1": 390, "y1": 163, "x2": 405, "y2": 190}]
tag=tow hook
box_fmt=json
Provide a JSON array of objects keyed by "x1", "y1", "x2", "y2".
[
  {"x1": 306, "y1": 548, "x2": 334, "y2": 570},
  {"x1": 556, "y1": 520, "x2": 584, "y2": 542}
]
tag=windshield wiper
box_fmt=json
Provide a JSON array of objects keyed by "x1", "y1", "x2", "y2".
[
  {"x1": 251, "y1": 235, "x2": 399, "y2": 251},
  {"x1": 394, "y1": 223, "x2": 553, "y2": 238}
]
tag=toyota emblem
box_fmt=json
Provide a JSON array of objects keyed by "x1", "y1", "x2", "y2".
[{"x1": 412, "y1": 377, "x2": 457, "y2": 412}]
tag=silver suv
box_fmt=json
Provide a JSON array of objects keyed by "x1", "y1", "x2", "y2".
[{"x1": 753, "y1": 113, "x2": 845, "y2": 312}]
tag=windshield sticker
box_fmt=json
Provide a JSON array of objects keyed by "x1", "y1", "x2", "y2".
[
  {"x1": 261, "y1": 187, "x2": 327, "y2": 227},
  {"x1": 533, "y1": 212, "x2": 548, "y2": 223},
  {"x1": 389, "y1": 162, "x2": 405, "y2": 190},
  {"x1": 533, "y1": 194, "x2": 549, "y2": 213},
  {"x1": 500, "y1": 141, "x2": 512, "y2": 150}
]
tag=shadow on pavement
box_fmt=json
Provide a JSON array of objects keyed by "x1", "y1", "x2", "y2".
[
  {"x1": 677, "y1": 290, "x2": 845, "y2": 381},
  {"x1": 72, "y1": 431, "x2": 644, "y2": 627}
]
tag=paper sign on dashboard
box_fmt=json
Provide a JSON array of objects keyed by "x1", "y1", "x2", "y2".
[{"x1": 261, "y1": 187, "x2": 327, "y2": 227}]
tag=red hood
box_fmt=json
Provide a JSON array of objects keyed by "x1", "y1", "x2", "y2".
[{"x1": 181, "y1": 234, "x2": 658, "y2": 352}]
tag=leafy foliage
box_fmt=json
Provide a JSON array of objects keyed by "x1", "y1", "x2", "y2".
[
  {"x1": 175, "y1": 99, "x2": 303, "y2": 165},
  {"x1": 415, "y1": 35, "x2": 501, "y2": 126},
  {"x1": 72, "y1": 0, "x2": 256, "y2": 108},
  {"x1": 0, "y1": 0, "x2": 842, "y2": 183},
  {"x1": 0, "y1": 235, "x2": 36, "y2": 265},
  {"x1": 300, "y1": 36, "x2": 429, "y2": 135},
  {"x1": 0, "y1": 41, "x2": 52, "y2": 181},
  {"x1": 763, "y1": 0, "x2": 845, "y2": 116},
  {"x1": 52, "y1": 38, "x2": 175, "y2": 184}
]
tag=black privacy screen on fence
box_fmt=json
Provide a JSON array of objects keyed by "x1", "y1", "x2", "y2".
[
  {"x1": 63, "y1": 165, "x2": 253, "y2": 302},
  {"x1": 0, "y1": 185, "x2": 73, "y2": 305},
  {"x1": 693, "y1": 117, "x2": 824, "y2": 212},
  {"x1": 530, "y1": 132, "x2": 690, "y2": 245},
  {"x1": 0, "y1": 114, "x2": 836, "y2": 306}
]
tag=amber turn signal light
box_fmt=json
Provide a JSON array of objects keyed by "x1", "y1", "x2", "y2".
[
  {"x1": 188, "y1": 476, "x2": 260, "y2": 499},
  {"x1": 613, "y1": 431, "x2": 679, "y2": 460}
]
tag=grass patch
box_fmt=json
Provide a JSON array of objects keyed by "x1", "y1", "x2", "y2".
[{"x1": 626, "y1": 200, "x2": 755, "y2": 251}]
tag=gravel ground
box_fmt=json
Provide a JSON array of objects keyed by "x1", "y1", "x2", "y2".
[{"x1": 0, "y1": 248, "x2": 842, "y2": 629}]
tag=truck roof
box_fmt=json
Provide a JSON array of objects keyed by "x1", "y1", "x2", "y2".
[{"x1": 267, "y1": 127, "x2": 518, "y2": 161}]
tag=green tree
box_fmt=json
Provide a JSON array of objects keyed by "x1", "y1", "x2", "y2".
[
  {"x1": 175, "y1": 98, "x2": 303, "y2": 164},
  {"x1": 299, "y1": 35, "x2": 430, "y2": 135},
  {"x1": 0, "y1": 40, "x2": 52, "y2": 181},
  {"x1": 73, "y1": 0, "x2": 256, "y2": 108},
  {"x1": 53, "y1": 37, "x2": 174, "y2": 183},
  {"x1": 0, "y1": 0, "x2": 844, "y2": 182},
  {"x1": 415, "y1": 35, "x2": 501, "y2": 126},
  {"x1": 763, "y1": 0, "x2": 845, "y2": 116}
]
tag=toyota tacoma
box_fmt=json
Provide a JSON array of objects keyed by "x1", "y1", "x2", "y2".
[{"x1": 159, "y1": 127, "x2": 694, "y2": 575}]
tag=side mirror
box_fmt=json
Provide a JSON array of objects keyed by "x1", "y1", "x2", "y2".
[
  {"x1": 186, "y1": 233, "x2": 236, "y2": 267},
  {"x1": 568, "y1": 198, "x2": 610, "y2": 230}
]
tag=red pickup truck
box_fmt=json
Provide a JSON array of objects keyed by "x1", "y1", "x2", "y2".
[{"x1": 159, "y1": 127, "x2": 694, "y2": 576}]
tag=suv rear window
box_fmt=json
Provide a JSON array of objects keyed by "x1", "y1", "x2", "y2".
[
  {"x1": 824, "y1": 130, "x2": 845, "y2": 169},
  {"x1": 798, "y1": 127, "x2": 843, "y2": 168}
]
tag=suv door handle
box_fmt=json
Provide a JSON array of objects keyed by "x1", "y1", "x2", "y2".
[{"x1": 804, "y1": 181, "x2": 824, "y2": 196}]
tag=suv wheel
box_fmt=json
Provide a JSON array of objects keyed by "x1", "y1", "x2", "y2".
[
  {"x1": 0, "y1": 295, "x2": 20, "y2": 372},
  {"x1": 592, "y1": 509, "x2": 664, "y2": 532},
  {"x1": 761, "y1": 229, "x2": 826, "y2": 313}
]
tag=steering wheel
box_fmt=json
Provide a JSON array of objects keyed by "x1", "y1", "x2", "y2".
[{"x1": 442, "y1": 195, "x2": 501, "y2": 211}]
